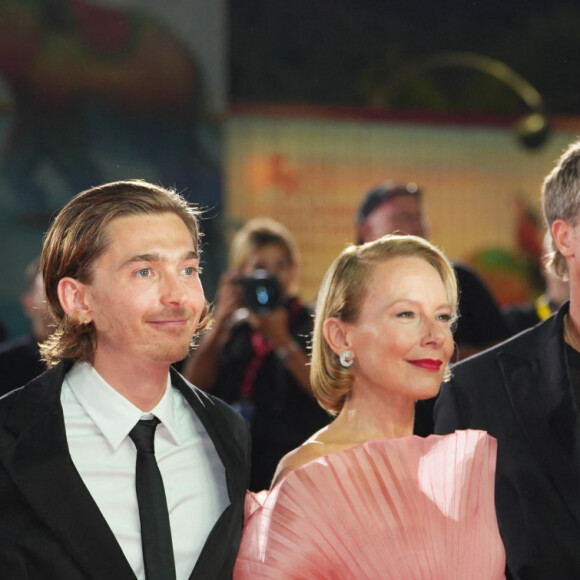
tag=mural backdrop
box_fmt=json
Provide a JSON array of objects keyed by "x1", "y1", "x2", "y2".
[{"x1": 0, "y1": 0, "x2": 227, "y2": 336}]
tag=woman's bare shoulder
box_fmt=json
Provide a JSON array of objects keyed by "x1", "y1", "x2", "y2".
[
  {"x1": 271, "y1": 442, "x2": 325, "y2": 487},
  {"x1": 271, "y1": 427, "x2": 345, "y2": 487}
]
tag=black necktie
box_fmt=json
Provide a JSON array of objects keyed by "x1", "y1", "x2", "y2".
[{"x1": 129, "y1": 417, "x2": 176, "y2": 580}]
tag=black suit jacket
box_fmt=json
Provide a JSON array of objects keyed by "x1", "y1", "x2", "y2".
[
  {"x1": 0, "y1": 333, "x2": 46, "y2": 397},
  {"x1": 0, "y1": 361, "x2": 251, "y2": 579},
  {"x1": 434, "y1": 304, "x2": 580, "y2": 580}
]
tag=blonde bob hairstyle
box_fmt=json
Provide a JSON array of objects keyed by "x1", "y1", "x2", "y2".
[{"x1": 310, "y1": 234, "x2": 458, "y2": 414}]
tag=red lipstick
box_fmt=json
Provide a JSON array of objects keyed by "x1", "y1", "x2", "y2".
[{"x1": 409, "y1": 359, "x2": 443, "y2": 371}]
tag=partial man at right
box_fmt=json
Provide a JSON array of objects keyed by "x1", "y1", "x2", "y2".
[
  {"x1": 502, "y1": 231, "x2": 569, "y2": 335},
  {"x1": 435, "y1": 139, "x2": 580, "y2": 579}
]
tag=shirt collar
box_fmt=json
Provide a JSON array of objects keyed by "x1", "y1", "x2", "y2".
[{"x1": 64, "y1": 362, "x2": 183, "y2": 450}]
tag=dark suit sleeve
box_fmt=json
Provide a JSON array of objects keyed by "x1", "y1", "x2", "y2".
[
  {"x1": 433, "y1": 380, "x2": 465, "y2": 434},
  {"x1": 0, "y1": 546, "x2": 26, "y2": 578}
]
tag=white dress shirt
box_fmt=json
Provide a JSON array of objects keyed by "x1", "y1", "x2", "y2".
[{"x1": 61, "y1": 362, "x2": 229, "y2": 580}]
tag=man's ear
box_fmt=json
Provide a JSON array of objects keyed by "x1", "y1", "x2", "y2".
[
  {"x1": 322, "y1": 317, "x2": 352, "y2": 356},
  {"x1": 21, "y1": 292, "x2": 34, "y2": 319},
  {"x1": 356, "y1": 222, "x2": 369, "y2": 245},
  {"x1": 552, "y1": 219, "x2": 575, "y2": 258},
  {"x1": 57, "y1": 277, "x2": 92, "y2": 324}
]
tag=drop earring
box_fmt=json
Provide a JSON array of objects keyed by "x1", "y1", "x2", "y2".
[{"x1": 340, "y1": 350, "x2": 353, "y2": 368}]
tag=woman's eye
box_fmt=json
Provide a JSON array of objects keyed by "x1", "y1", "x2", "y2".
[
  {"x1": 397, "y1": 311, "x2": 414, "y2": 318},
  {"x1": 438, "y1": 313, "x2": 452, "y2": 322}
]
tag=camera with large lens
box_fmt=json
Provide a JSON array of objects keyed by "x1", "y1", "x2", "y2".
[{"x1": 237, "y1": 269, "x2": 283, "y2": 315}]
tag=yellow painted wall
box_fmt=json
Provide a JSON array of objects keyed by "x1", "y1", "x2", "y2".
[{"x1": 225, "y1": 111, "x2": 579, "y2": 304}]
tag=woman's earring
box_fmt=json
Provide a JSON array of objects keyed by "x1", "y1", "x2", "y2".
[{"x1": 340, "y1": 350, "x2": 353, "y2": 368}]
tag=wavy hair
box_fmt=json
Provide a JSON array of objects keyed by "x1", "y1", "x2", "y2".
[
  {"x1": 40, "y1": 180, "x2": 211, "y2": 366},
  {"x1": 543, "y1": 140, "x2": 580, "y2": 280}
]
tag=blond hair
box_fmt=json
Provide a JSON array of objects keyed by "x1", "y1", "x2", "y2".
[
  {"x1": 310, "y1": 234, "x2": 457, "y2": 414},
  {"x1": 40, "y1": 180, "x2": 210, "y2": 366},
  {"x1": 229, "y1": 218, "x2": 299, "y2": 270}
]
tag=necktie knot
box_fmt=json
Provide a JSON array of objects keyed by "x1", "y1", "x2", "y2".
[{"x1": 129, "y1": 417, "x2": 160, "y2": 454}]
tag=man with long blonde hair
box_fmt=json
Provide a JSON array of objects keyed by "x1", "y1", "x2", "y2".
[{"x1": 0, "y1": 180, "x2": 250, "y2": 580}]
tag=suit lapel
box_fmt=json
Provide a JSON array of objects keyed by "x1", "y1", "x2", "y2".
[
  {"x1": 171, "y1": 369, "x2": 248, "y2": 579},
  {"x1": 171, "y1": 368, "x2": 247, "y2": 500},
  {"x1": 0, "y1": 363, "x2": 136, "y2": 580},
  {"x1": 498, "y1": 308, "x2": 580, "y2": 526}
]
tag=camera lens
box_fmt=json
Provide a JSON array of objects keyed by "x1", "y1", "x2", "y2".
[{"x1": 240, "y1": 270, "x2": 282, "y2": 315}]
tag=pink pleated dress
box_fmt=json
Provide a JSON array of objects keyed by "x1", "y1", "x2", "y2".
[{"x1": 234, "y1": 430, "x2": 506, "y2": 579}]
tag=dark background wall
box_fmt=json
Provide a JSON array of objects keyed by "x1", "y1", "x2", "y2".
[{"x1": 230, "y1": 0, "x2": 580, "y2": 116}]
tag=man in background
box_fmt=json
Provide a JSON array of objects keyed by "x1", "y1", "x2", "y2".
[
  {"x1": 356, "y1": 181, "x2": 509, "y2": 359},
  {"x1": 356, "y1": 181, "x2": 510, "y2": 435},
  {"x1": 502, "y1": 231, "x2": 570, "y2": 335},
  {"x1": 0, "y1": 257, "x2": 50, "y2": 396}
]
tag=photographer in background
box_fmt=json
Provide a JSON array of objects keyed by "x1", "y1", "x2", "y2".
[{"x1": 183, "y1": 218, "x2": 330, "y2": 490}]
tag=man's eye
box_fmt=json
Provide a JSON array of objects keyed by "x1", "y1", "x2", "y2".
[
  {"x1": 137, "y1": 268, "x2": 151, "y2": 278},
  {"x1": 182, "y1": 266, "x2": 196, "y2": 276}
]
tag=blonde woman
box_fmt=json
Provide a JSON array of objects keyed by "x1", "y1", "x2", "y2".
[{"x1": 235, "y1": 234, "x2": 505, "y2": 579}]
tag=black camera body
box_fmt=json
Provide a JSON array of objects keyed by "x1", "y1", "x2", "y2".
[{"x1": 237, "y1": 269, "x2": 283, "y2": 315}]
